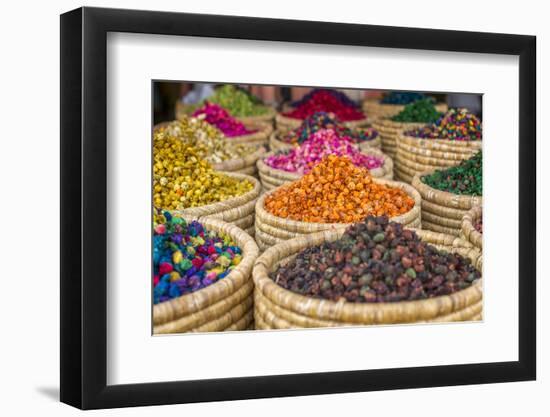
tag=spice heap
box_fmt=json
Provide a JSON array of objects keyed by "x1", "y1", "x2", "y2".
[
  {"x1": 265, "y1": 129, "x2": 384, "y2": 174},
  {"x1": 390, "y1": 98, "x2": 442, "y2": 123},
  {"x1": 406, "y1": 108, "x2": 482, "y2": 141},
  {"x1": 192, "y1": 102, "x2": 257, "y2": 137},
  {"x1": 380, "y1": 92, "x2": 426, "y2": 105},
  {"x1": 153, "y1": 134, "x2": 252, "y2": 211},
  {"x1": 291, "y1": 88, "x2": 360, "y2": 109},
  {"x1": 281, "y1": 112, "x2": 378, "y2": 145},
  {"x1": 270, "y1": 216, "x2": 480, "y2": 303},
  {"x1": 202, "y1": 85, "x2": 268, "y2": 117},
  {"x1": 153, "y1": 212, "x2": 242, "y2": 304},
  {"x1": 422, "y1": 152, "x2": 482, "y2": 196},
  {"x1": 158, "y1": 118, "x2": 255, "y2": 163},
  {"x1": 264, "y1": 155, "x2": 414, "y2": 223},
  {"x1": 283, "y1": 90, "x2": 365, "y2": 121}
]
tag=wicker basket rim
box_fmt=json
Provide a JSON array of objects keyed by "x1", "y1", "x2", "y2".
[
  {"x1": 256, "y1": 177, "x2": 422, "y2": 229},
  {"x1": 172, "y1": 172, "x2": 261, "y2": 218},
  {"x1": 153, "y1": 217, "x2": 259, "y2": 325},
  {"x1": 412, "y1": 171, "x2": 483, "y2": 206},
  {"x1": 253, "y1": 227, "x2": 482, "y2": 317}
]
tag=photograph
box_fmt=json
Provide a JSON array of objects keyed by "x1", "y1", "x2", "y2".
[{"x1": 152, "y1": 83, "x2": 484, "y2": 334}]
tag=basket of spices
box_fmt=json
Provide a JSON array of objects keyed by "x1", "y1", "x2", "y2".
[
  {"x1": 395, "y1": 108, "x2": 482, "y2": 183},
  {"x1": 155, "y1": 117, "x2": 266, "y2": 177},
  {"x1": 254, "y1": 155, "x2": 420, "y2": 251},
  {"x1": 253, "y1": 215, "x2": 482, "y2": 329},
  {"x1": 191, "y1": 101, "x2": 273, "y2": 147},
  {"x1": 258, "y1": 129, "x2": 392, "y2": 192},
  {"x1": 276, "y1": 89, "x2": 368, "y2": 131},
  {"x1": 153, "y1": 133, "x2": 261, "y2": 236},
  {"x1": 176, "y1": 84, "x2": 276, "y2": 125},
  {"x1": 270, "y1": 111, "x2": 380, "y2": 152},
  {"x1": 153, "y1": 213, "x2": 259, "y2": 334},
  {"x1": 372, "y1": 98, "x2": 443, "y2": 159},
  {"x1": 363, "y1": 92, "x2": 448, "y2": 123},
  {"x1": 461, "y1": 205, "x2": 483, "y2": 251},
  {"x1": 412, "y1": 152, "x2": 482, "y2": 236}
]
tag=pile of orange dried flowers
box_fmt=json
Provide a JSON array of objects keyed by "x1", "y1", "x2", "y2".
[{"x1": 264, "y1": 155, "x2": 414, "y2": 223}]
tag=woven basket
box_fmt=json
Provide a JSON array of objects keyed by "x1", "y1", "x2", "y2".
[
  {"x1": 224, "y1": 121, "x2": 273, "y2": 147},
  {"x1": 363, "y1": 99, "x2": 448, "y2": 122},
  {"x1": 461, "y1": 205, "x2": 483, "y2": 251},
  {"x1": 395, "y1": 134, "x2": 481, "y2": 183},
  {"x1": 153, "y1": 121, "x2": 266, "y2": 177},
  {"x1": 257, "y1": 148, "x2": 394, "y2": 192},
  {"x1": 170, "y1": 173, "x2": 261, "y2": 236},
  {"x1": 412, "y1": 172, "x2": 482, "y2": 237},
  {"x1": 253, "y1": 227, "x2": 481, "y2": 329},
  {"x1": 213, "y1": 145, "x2": 266, "y2": 177},
  {"x1": 275, "y1": 112, "x2": 369, "y2": 132},
  {"x1": 254, "y1": 178, "x2": 421, "y2": 250},
  {"x1": 175, "y1": 101, "x2": 276, "y2": 126},
  {"x1": 153, "y1": 217, "x2": 259, "y2": 334},
  {"x1": 372, "y1": 119, "x2": 426, "y2": 159},
  {"x1": 268, "y1": 128, "x2": 382, "y2": 153}
]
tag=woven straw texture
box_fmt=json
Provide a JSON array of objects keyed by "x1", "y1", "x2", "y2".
[
  {"x1": 254, "y1": 178, "x2": 422, "y2": 250},
  {"x1": 412, "y1": 172, "x2": 482, "y2": 236},
  {"x1": 461, "y1": 205, "x2": 483, "y2": 251},
  {"x1": 256, "y1": 148, "x2": 394, "y2": 192},
  {"x1": 170, "y1": 172, "x2": 261, "y2": 236},
  {"x1": 363, "y1": 99, "x2": 448, "y2": 122},
  {"x1": 269, "y1": 129, "x2": 382, "y2": 153},
  {"x1": 153, "y1": 217, "x2": 260, "y2": 334},
  {"x1": 275, "y1": 113, "x2": 369, "y2": 132},
  {"x1": 175, "y1": 101, "x2": 276, "y2": 126},
  {"x1": 395, "y1": 134, "x2": 481, "y2": 183},
  {"x1": 372, "y1": 119, "x2": 426, "y2": 159},
  {"x1": 213, "y1": 145, "x2": 266, "y2": 176},
  {"x1": 253, "y1": 227, "x2": 481, "y2": 328}
]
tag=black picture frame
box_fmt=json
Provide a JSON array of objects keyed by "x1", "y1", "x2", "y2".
[{"x1": 60, "y1": 6, "x2": 536, "y2": 410}]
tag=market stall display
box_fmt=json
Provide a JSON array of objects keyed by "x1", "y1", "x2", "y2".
[
  {"x1": 363, "y1": 92, "x2": 448, "y2": 122},
  {"x1": 258, "y1": 131, "x2": 392, "y2": 191},
  {"x1": 176, "y1": 84, "x2": 276, "y2": 124},
  {"x1": 412, "y1": 152, "x2": 483, "y2": 236},
  {"x1": 276, "y1": 89, "x2": 368, "y2": 130},
  {"x1": 153, "y1": 215, "x2": 259, "y2": 333},
  {"x1": 153, "y1": 132, "x2": 261, "y2": 235},
  {"x1": 372, "y1": 98, "x2": 443, "y2": 158},
  {"x1": 270, "y1": 111, "x2": 380, "y2": 152},
  {"x1": 254, "y1": 155, "x2": 420, "y2": 251},
  {"x1": 395, "y1": 108, "x2": 482, "y2": 183},
  {"x1": 253, "y1": 216, "x2": 482, "y2": 328}
]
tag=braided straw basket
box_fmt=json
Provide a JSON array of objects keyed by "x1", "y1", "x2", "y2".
[
  {"x1": 224, "y1": 121, "x2": 273, "y2": 147},
  {"x1": 363, "y1": 99, "x2": 448, "y2": 123},
  {"x1": 153, "y1": 217, "x2": 259, "y2": 334},
  {"x1": 275, "y1": 112, "x2": 369, "y2": 132},
  {"x1": 171, "y1": 173, "x2": 261, "y2": 237},
  {"x1": 257, "y1": 148, "x2": 394, "y2": 192},
  {"x1": 254, "y1": 179, "x2": 421, "y2": 251},
  {"x1": 268, "y1": 128, "x2": 382, "y2": 153},
  {"x1": 372, "y1": 119, "x2": 426, "y2": 159},
  {"x1": 153, "y1": 121, "x2": 266, "y2": 177},
  {"x1": 213, "y1": 145, "x2": 266, "y2": 177},
  {"x1": 395, "y1": 134, "x2": 481, "y2": 183},
  {"x1": 253, "y1": 227, "x2": 482, "y2": 329},
  {"x1": 461, "y1": 205, "x2": 483, "y2": 251},
  {"x1": 412, "y1": 172, "x2": 482, "y2": 237}
]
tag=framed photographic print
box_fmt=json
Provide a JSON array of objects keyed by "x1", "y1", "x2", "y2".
[{"x1": 60, "y1": 6, "x2": 536, "y2": 410}]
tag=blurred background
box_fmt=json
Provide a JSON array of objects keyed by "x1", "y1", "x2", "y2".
[{"x1": 153, "y1": 82, "x2": 482, "y2": 124}]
